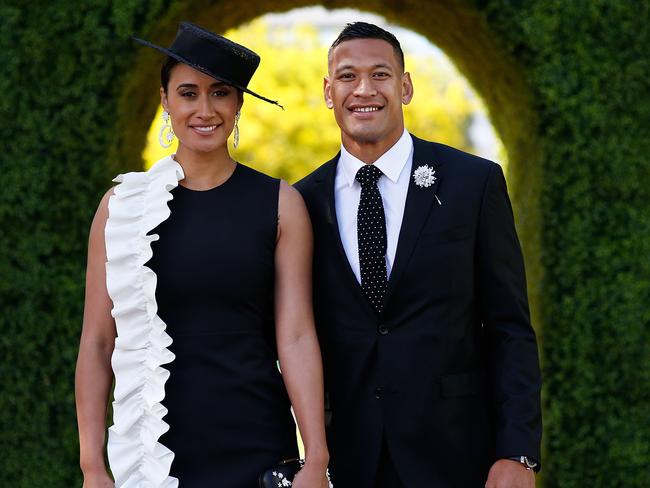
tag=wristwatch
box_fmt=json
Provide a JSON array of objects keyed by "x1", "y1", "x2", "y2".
[{"x1": 507, "y1": 456, "x2": 538, "y2": 471}]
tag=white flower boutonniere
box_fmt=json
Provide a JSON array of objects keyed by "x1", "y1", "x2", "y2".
[{"x1": 413, "y1": 164, "x2": 437, "y2": 188}]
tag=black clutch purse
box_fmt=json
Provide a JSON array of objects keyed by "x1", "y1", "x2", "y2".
[{"x1": 258, "y1": 458, "x2": 303, "y2": 488}]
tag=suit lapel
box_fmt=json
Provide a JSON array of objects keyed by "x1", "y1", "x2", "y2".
[
  {"x1": 314, "y1": 154, "x2": 375, "y2": 315},
  {"x1": 384, "y1": 135, "x2": 443, "y2": 307}
]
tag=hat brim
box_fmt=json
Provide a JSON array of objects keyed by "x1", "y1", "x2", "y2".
[{"x1": 132, "y1": 37, "x2": 283, "y2": 108}]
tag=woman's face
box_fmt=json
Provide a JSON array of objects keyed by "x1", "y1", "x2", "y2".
[{"x1": 161, "y1": 63, "x2": 242, "y2": 154}]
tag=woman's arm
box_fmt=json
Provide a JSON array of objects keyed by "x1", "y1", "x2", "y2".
[
  {"x1": 274, "y1": 181, "x2": 329, "y2": 486},
  {"x1": 75, "y1": 189, "x2": 116, "y2": 485}
]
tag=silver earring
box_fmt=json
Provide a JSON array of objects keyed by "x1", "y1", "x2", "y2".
[
  {"x1": 159, "y1": 110, "x2": 175, "y2": 148},
  {"x1": 233, "y1": 111, "x2": 241, "y2": 149}
]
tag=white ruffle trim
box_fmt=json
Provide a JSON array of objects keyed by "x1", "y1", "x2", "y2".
[{"x1": 105, "y1": 156, "x2": 184, "y2": 487}]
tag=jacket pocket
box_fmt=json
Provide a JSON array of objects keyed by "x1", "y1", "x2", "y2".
[
  {"x1": 419, "y1": 225, "x2": 472, "y2": 245},
  {"x1": 439, "y1": 370, "x2": 482, "y2": 398}
]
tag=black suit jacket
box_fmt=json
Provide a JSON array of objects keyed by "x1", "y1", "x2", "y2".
[{"x1": 295, "y1": 134, "x2": 542, "y2": 488}]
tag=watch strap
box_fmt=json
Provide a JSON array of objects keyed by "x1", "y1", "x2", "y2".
[{"x1": 507, "y1": 455, "x2": 538, "y2": 471}]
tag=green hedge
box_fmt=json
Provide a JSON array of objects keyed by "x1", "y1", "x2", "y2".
[
  {"x1": 0, "y1": 0, "x2": 647, "y2": 486},
  {"x1": 498, "y1": 2, "x2": 650, "y2": 485}
]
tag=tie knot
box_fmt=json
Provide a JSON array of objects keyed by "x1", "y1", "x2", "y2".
[{"x1": 355, "y1": 164, "x2": 383, "y2": 188}]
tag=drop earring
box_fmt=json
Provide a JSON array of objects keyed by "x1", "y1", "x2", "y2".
[
  {"x1": 159, "y1": 110, "x2": 175, "y2": 148},
  {"x1": 233, "y1": 110, "x2": 241, "y2": 149}
]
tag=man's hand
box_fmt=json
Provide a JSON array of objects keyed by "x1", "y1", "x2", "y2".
[{"x1": 485, "y1": 459, "x2": 535, "y2": 488}]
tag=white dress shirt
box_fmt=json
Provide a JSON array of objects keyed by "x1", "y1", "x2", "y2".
[{"x1": 335, "y1": 129, "x2": 414, "y2": 283}]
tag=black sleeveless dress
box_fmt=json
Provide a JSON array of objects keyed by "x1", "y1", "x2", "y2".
[{"x1": 147, "y1": 163, "x2": 298, "y2": 487}]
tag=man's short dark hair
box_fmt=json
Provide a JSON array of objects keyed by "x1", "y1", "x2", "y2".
[{"x1": 329, "y1": 21, "x2": 405, "y2": 71}]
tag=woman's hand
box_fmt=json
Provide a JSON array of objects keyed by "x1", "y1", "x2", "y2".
[
  {"x1": 82, "y1": 469, "x2": 114, "y2": 488},
  {"x1": 291, "y1": 461, "x2": 330, "y2": 488}
]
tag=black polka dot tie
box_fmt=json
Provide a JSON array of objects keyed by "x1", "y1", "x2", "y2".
[{"x1": 356, "y1": 164, "x2": 388, "y2": 313}]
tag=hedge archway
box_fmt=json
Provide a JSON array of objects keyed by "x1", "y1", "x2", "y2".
[{"x1": 1, "y1": 1, "x2": 647, "y2": 486}]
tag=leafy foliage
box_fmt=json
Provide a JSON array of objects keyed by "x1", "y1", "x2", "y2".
[{"x1": 498, "y1": 2, "x2": 650, "y2": 485}]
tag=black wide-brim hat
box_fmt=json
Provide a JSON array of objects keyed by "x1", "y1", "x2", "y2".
[{"x1": 133, "y1": 21, "x2": 282, "y2": 108}]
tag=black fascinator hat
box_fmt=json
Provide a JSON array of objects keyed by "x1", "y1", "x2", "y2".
[{"x1": 133, "y1": 21, "x2": 282, "y2": 108}]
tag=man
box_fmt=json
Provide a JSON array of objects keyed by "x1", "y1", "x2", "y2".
[{"x1": 295, "y1": 22, "x2": 542, "y2": 488}]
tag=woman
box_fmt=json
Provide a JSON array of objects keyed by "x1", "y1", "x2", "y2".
[{"x1": 75, "y1": 22, "x2": 329, "y2": 487}]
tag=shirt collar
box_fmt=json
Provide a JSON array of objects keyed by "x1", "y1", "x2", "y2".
[{"x1": 339, "y1": 129, "x2": 413, "y2": 187}]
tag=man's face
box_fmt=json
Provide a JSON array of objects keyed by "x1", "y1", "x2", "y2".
[{"x1": 325, "y1": 38, "x2": 413, "y2": 148}]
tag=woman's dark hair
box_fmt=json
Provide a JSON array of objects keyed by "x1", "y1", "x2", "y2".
[
  {"x1": 329, "y1": 21, "x2": 405, "y2": 71},
  {"x1": 159, "y1": 56, "x2": 243, "y2": 103},
  {"x1": 161, "y1": 56, "x2": 181, "y2": 92}
]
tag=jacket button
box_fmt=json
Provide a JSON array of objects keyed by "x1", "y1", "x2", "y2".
[
  {"x1": 378, "y1": 325, "x2": 389, "y2": 335},
  {"x1": 375, "y1": 387, "x2": 383, "y2": 399}
]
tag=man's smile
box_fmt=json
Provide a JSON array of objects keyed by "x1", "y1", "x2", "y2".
[{"x1": 347, "y1": 104, "x2": 384, "y2": 119}]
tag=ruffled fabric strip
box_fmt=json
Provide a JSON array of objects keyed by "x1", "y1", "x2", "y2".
[{"x1": 105, "y1": 156, "x2": 184, "y2": 488}]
